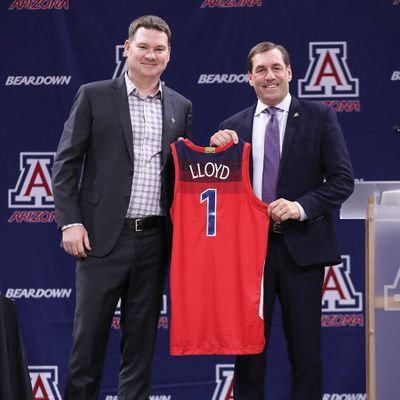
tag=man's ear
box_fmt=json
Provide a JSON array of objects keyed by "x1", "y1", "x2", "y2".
[{"x1": 248, "y1": 73, "x2": 254, "y2": 86}]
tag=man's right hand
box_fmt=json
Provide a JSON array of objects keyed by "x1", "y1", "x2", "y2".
[
  {"x1": 210, "y1": 129, "x2": 239, "y2": 147},
  {"x1": 62, "y1": 225, "x2": 92, "y2": 258}
]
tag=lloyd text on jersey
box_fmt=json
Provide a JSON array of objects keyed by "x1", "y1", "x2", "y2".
[{"x1": 189, "y1": 162, "x2": 230, "y2": 180}]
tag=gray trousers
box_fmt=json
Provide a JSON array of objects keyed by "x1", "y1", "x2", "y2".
[{"x1": 64, "y1": 222, "x2": 167, "y2": 400}]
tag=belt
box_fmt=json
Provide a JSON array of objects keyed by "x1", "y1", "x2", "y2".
[
  {"x1": 124, "y1": 216, "x2": 165, "y2": 232},
  {"x1": 269, "y1": 221, "x2": 283, "y2": 234}
]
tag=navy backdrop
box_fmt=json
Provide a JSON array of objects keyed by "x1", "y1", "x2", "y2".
[{"x1": 1, "y1": 1, "x2": 399, "y2": 399}]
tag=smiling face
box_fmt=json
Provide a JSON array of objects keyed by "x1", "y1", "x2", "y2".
[
  {"x1": 124, "y1": 26, "x2": 170, "y2": 85},
  {"x1": 248, "y1": 48, "x2": 292, "y2": 107}
]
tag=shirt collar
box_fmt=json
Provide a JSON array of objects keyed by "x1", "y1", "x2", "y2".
[
  {"x1": 254, "y1": 93, "x2": 292, "y2": 116},
  {"x1": 124, "y1": 72, "x2": 163, "y2": 99}
]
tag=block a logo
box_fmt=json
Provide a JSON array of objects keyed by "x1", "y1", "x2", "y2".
[
  {"x1": 112, "y1": 45, "x2": 127, "y2": 79},
  {"x1": 9, "y1": 153, "x2": 54, "y2": 208},
  {"x1": 8, "y1": 152, "x2": 56, "y2": 223},
  {"x1": 321, "y1": 256, "x2": 364, "y2": 328},
  {"x1": 212, "y1": 364, "x2": 234, "y2": 400},
  {"x1": 298, "y1": 42, "x2": 359, "y2": 98},
  {"x1": 322, "y1": 255, "x2": 362, "y2": 312},
  {"x1": 29, "y1": 366, "x2": 62, "y2": 400},
  {"x1": 384, "y1": 267, "x2": 400, "y2": 311}
]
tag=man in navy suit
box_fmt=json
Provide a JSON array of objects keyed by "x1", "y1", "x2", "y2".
[
  {"x1": 52, "y1": 16, "x2": 192, "y2": 399},
  {"x1": 211, "y1": 42, "x2": 354, "y2": 399}
]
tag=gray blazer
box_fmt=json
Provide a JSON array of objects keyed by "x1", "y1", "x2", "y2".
[{"x1": 52, "y1": 74, "x2": 192, "y2": 257}]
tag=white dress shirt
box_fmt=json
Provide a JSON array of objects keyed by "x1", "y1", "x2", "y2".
[{"x1": 251, "y1": 93, "x2": 306, "y2": 220}]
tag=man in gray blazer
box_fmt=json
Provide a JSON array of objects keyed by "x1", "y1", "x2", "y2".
[{"x1": 52, "y1": 15, "x2": 192, "y2": 399}]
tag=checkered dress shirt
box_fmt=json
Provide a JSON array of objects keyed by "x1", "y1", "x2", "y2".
[{"x1": 125, "y1": 73, "x2": 164, "y2": 217}]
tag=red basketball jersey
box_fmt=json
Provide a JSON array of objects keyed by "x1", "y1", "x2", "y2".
[{"x1": 169, "y1": 139, "x2": 270, "y2": 355}]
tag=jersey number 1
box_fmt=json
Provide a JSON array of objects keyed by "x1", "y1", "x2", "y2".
[{"x1": 200, "y1": 188, "x2": 217, "y2": 237}]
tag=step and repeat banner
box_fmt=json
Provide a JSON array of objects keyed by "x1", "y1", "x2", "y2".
[{"x1": 1, "y1": 1, "x2": 399, "y2": 399}]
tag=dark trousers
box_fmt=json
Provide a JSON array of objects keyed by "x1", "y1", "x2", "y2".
[
  {"x1": 64, "y1": 222, "x2": 167, "y2": 400},
  {"x1": 234, "y1": 233, "x2": 325, "y2": 400}
]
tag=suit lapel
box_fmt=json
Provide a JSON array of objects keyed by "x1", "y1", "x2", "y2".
[
  {"x1": 241, "y1": 104, "x2": 257, "y2": 180},
  {"x1": 162, "y1": 86, "x2": 175, "y2": 166},
  {"x1": 279, "y1": 97, "x2": 301, "y2": 179},
  {"x1": 110, "y1": 75, "x2": 134, "y2": 163},
  {"x1": 240, "y1": 104, "x2": 256, "y2": 143}
]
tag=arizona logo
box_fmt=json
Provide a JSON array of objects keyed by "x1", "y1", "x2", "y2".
[
  {"x1": 9, "y1": 152, "x2": 54, "y2": 208},
  {"x1": 298, "y1": 41, "x2": 359, "y2": 98},
  {"x1": 322, "y1": 255, "x2": 362, "y2": 313},
  {"x1": 212, "y1": 364, "x2": 234, "y2": 400},
  {"x1": 321, "y1": 256, "x2": 364, "y2": 328},
  {"x1": 8, "y1": 152, "x2": 56, "y2": 223},
  {"x1": 9, "y1": 0, "x2": 69, "y2": 10},
  {"x1": 201, "y1": 0, "x2": 262, "y2": 7},
  {"x1": 298, "y1": 42, "x2": 361, "y2": 112},
  {"x1": 29, "y1": 366, "x2": 62, "y2": 400}
]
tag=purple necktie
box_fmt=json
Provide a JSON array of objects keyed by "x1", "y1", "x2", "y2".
[{"x1": 262, "y1": 107, "x2": 280, "y2": 204}]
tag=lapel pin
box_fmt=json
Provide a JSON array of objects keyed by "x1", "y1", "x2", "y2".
[
  {"x1": 171, "y1": 117, "x2": 176, "y2": 124},
  {"x1": 293, "y1": 112, "x2": 300, "y2": 118}
]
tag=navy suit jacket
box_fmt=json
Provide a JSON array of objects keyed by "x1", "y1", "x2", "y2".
[
  {"x1": 220, "y1": 96, "x2": 354, "y2": 266},
  {"x1": 52, "y1": 74, "x2": 192, "y2": 257}
]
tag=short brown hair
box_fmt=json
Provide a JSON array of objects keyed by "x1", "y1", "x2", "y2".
[
  {"x1": 247, "y1": 42, "x2": 290, "y2": 72},
  {"x1": 128, "y1": 15, "x2": 171, "y2": 45}
]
